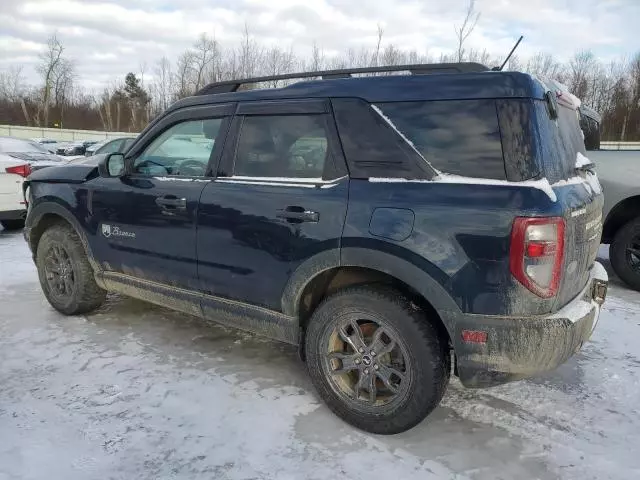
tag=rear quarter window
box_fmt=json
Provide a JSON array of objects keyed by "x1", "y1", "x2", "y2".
[
  {"x1": 533, "y1": 100, "x2": 586, "y2": 183},
  {"x1": 375, "y1": 100, "x2": 506, "y2": 180}
]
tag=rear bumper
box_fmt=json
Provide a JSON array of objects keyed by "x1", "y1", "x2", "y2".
[{"x1": 455, "y1": 262, "x2": 608, "y2": 388}]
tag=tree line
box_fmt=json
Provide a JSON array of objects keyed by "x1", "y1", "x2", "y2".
[{"x1": 0, "y1": 22, "x2": 638, "y2": 140}]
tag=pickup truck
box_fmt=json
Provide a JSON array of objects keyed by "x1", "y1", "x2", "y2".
[
  {"x1": 580, "y1": 105, "x2": 640, "y2": 290},
  {"x1": 591, "y1": 149, "x2": 640, "y2": 289}
]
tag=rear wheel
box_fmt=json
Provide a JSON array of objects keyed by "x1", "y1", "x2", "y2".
[
  {"x1": 304, "y1": 286, "x2": 450, "y2": 435},
  {"x1": 610, "y1": 217, "x2": 640, "y2": 291},
  {"x1": 1, "y1": 219, "x2": 25, "y2": 230},
  {"x1": 36, "y1": 223, "x2": 106, "y2": 315}
]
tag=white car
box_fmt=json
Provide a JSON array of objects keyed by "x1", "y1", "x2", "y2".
[{"x1": 0, "y1": 136, "x2": 64, "y2": 230}]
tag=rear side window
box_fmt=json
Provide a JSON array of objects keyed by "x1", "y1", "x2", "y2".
[
  {"x1": 533, "y1": 100, "x2": 586, "y2": 183},
  {"x1": 375, "y1": 100, "x2": 505, "y2": 180},
  {"x1": 234, "y1": 115, "x2": 329, "y2": 178}
]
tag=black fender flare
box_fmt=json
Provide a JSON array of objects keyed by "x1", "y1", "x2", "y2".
[
  {"x1": 281, "y1": 246, "x2": 461, "y2": 338},
  {"x1": 25, "y1": 201, "x2": 95, "y2": 262}
]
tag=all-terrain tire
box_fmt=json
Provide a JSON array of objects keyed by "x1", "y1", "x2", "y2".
[
  {"x1": 305, "y1": 285, "x2": 450, "y2": 435},
  {"x1": 36, "y1": 223, "x2": 106, "y2": 315},
  {"x1": 1, "y1": 219, "x2": 25, "y2": 231},
  {"x1": 610, "y1": 217, "x2": 640, "y2": 291}
]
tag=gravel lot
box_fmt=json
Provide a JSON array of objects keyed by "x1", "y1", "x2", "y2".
[{"x1": 1, "y1": 228, "x2": 639, "y2": 480}]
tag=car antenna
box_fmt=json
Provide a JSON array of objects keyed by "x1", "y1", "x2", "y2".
[{"x1": 492, "y1": 36, "x2": 524, "y2": 71}]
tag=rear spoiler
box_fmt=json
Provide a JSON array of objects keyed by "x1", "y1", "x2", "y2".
[{"x1": 537, "y1": 77, "x2": 581, "y2": 110}]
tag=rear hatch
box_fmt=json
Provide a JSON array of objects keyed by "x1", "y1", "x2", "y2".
[{"x1": 533, "y1": 85, "x2": 603, "y2": 310}]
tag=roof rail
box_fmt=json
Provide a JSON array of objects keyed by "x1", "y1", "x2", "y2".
[{"x1": 195, "y1": 62, "x2": 489, "y2": 96}]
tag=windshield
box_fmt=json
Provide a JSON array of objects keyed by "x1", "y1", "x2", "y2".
[{"x1": 0, "y1": 137, "x2": 52, "y2": 154}]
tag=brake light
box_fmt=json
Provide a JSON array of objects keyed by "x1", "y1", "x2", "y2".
[
  {"x1": 5, "y1": 164, "x2": 32, "y2": 178},
  {"x1": 510, "y1": 217, "x2": 565, "y2": 298}
]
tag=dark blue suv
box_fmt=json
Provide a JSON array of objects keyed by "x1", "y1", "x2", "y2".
[{"x1": 23, "y1": 63, "x2": 608, "y2": 434}]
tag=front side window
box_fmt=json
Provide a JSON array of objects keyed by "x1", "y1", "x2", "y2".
[
  {"x1": 234, "y1": 115, "x2": 329, "y2": 179},
  {"x1": 134, "y1": 118, "x2": 222, "y2": 177},
  {"x1": 375, "y1": 100, "x2": 505, "y2": 180}
]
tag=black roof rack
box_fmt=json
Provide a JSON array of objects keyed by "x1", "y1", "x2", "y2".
[{"x1": 195, "y1": 62, "x2": 489, "y2": 96}]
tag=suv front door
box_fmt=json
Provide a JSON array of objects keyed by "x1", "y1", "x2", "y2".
[
  {"x1": 88, "y1": 104, "x2": 232, "y2": 290},
  {"x1": 196, "y1": 100, "x2": 349, "y2": 311}
]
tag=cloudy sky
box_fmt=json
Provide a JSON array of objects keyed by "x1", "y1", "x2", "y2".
[{"x1": 0, "y1": 0, "x2": 638, "y2": 90}]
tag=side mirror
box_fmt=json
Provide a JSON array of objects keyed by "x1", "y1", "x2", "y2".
[{"x1": 98, "y1": 153, "x2": 126, "y2": 178}]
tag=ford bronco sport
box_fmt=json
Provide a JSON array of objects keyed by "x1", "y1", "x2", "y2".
[{"x1": 23, "y1": 63, "x2": 608, "y2": 434}]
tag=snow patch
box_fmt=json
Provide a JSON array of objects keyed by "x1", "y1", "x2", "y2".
[
  {"x1": 437, "y1": 173, "x2": 559, "y2": 201},
  {"x1": 229, "y1": 176, "x2": 325, "y2": 183},
  {"x1": 369, "y1": 172, "x2": 604, "y2": 203},
  {"x1": 584, "y1": 170, "x2": 602, "y2": 194},
  {"x1": 576, "y1": 152, "x2": 592, "y2": 169},
  {"x1": 369, "y1": 174, "x2": 559, "y2": 202},
  {"x1": 153, "y1": 176, "x2": 210, "y2": 182},
  {"x1": 552, "y1": 172, "x2": 601, "y2": 196},
  {"x1": 368, "y1": 177, "x2": 430, "y2": 184}
]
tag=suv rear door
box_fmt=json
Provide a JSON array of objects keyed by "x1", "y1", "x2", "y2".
[
  {"x1": 196, "y1": 99, "x2": 349, "y2": 311},
  {"x1": 88, "y1": 104, "x2": 233, "y2": 290},
  {"x1": 532, "y1": 95, "x2": 603, "y2": 309}
]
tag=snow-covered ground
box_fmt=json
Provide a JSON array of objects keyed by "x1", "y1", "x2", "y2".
[{"x1": 1, "y1": 231, "x2": 638, "y2": 480}]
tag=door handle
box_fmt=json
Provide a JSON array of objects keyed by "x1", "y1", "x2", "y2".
[
  {"x1": 155, "y1": 196, "x2": 187, "y2": 210},
  {"x1": 277, "y1": 207, "x2": 319, "y2": 223}
]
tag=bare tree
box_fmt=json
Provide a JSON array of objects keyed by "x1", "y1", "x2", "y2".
[
  {"x1": 238, "y1": 23, "x2": 263, "y2": 79},
  {"x1": 36, "y1": 34, "x2": 66, "y2": 127},
  {"x1": 455, "y1": 0, "x2": 481, "y2": 62},
  {"x1": 152, "y1": 56, "x2": 173, "y2": 113},
  {"x1": 0, "y1": 66, "x2": 25, "y2": 101},
  {"x1": 174, "y1": 51, "x2": 195, "y2": 99},
  {"x1": 51, "y1": 58, "x2": 75, "y2": 127},
  {"x1": 381, "y1": 44, "x2": 402, "y2": 66},
  {"x1": 525, "y1": 52, "x2": 565, "y2": 80},
  {"x1": 191, "y1": 33, "x2": 217, "y2": 90},
  {"x1": 373, "y1": 24, "x2": 384, "y2": 67},
  {"x1": 264, "y1": 46, "x2": 295, "y2": 87},
  {"x1": 310, "y1": 42, "x2": 325, "y2": 71},
  {"x1": 2, "y1": 27, "x2": 640, "y2": 141},
  {"x1": 567, "y1": 50, "x2": 598, "y2": 100}
]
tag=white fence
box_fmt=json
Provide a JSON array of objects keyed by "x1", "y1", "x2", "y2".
[
  {"x1": 601, "y1": 141, "x2": 640, "y2": 151},
  {"x1": 0, "y1": 124, "x2": 137, "y2": 142}
]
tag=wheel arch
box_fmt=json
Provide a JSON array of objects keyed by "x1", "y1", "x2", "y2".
[
  {"x1": 281, "y1": 247, "x2": 460, "y2": 348},
  {"x1": 602, "y1": 195, "x2": 640, "y2": 244},
  {"x1": 27, "y1": 202, "x2": 94, "y2": 262}
]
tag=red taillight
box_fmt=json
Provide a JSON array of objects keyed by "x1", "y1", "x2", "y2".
[
  {"x1": 510, "y1": 217, "x2": 565, "y2": 298},
  {"x1": 5, "y1": 164, "x2": 32, "y2": 177}
]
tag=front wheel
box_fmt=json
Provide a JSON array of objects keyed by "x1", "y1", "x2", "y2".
[
  {"x1": 36, "y1": 223, "x2": 106, "y2": 315},
  {"x1": 610, "y1": 217, "x2": 640, "y2": 291},
  {"x1": 304, "y1": 286, "x2": 450, "y2": 435}
]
